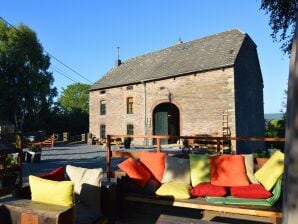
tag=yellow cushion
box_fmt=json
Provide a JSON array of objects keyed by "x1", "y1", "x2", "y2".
[
  {"x1": 29, "y1": 175, "x2": 74, "y2": 207},
  {"x1": 255, "y1": 151, "x2": 284, "y2": 191},
  {"x1": 156, "y1": 182, "x2": 191, "y2": 199}
]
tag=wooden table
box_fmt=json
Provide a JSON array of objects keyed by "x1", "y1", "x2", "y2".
[
  {"x1": 0, "y1": 198, "x2": 74, "y2": 224},
  {"x1": 156, "y1": 214, "x2": 224, "y2": 224}
]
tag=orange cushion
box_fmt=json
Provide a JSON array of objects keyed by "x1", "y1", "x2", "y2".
[
  {"x1": 140, "y1": 151, "x2": 166, "y2": 182},
  {"x1": 118, "y1": 158, "x2": 151, "y2": 187},
  {"x1": 210, "y1": 155, "x2": 249, "y2": 187}
]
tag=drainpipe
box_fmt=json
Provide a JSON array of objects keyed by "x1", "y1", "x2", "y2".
[{"x1": 142, "y1": 81, "x2": 147, "y2": 146}]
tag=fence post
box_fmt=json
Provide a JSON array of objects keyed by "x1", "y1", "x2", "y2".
[
  {"x1": 107, "y1": 135, "x2": 111, "y2": 181},
  {"x1": 157, "y1": 138, "x2": 161, "y2": 152}
]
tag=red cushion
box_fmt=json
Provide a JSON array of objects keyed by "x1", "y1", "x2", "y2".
[
  {"x1": 210, "y1": 155, "x2": 249, "y2": 187},
  {"x1": 230, "y1": 184, "x2": 272, "y2": 199},
  {"x1": 191, "y1": 182, "x2": 227, "y2": 197},
  {"x1": 118, "y1": 157, "x2": 151, "y2": 187},
  {"x1": 38, "y1": 167, "x2": 65, "y2": 181},
  {"x1": 140, "y1": 151, "x2": 166, "y2": 182}
]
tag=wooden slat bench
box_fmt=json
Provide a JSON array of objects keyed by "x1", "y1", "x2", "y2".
[{"x1": 123, "y1": 193, "x2": 282, "y2": 224}]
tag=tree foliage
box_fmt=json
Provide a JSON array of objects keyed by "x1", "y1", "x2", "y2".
[
  {"x1": 260, "y1": 0, "x2": 297, "y2": 54},
  {"x1": 265, "y1": 117, "x2": 285, "y2": 151},
  {"x1": 0, "y1": 21, "x2": 57, "y2": 130},
  {"x1": 58, "y1": 83, "x2": 90, "y2": 113}
]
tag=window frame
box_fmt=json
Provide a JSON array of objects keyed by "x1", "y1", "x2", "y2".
[
  {"x1": 100, "y1": 124, "x2": 106, "y2": 139},
  {"x1": 127, "y1": 97, "x2": 134, "y2": 114},
  {"x1": 100, "y1": 100, "x2": 106, "y2": 115}
]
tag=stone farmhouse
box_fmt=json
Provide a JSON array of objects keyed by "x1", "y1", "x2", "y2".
[{"x1": 89, "y1": 29, "x2": 264, "y2": 153}]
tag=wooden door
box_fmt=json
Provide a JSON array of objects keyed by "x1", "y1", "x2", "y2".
[{"x1": 154, "y1": 111, "x2": 168, "y2": 144}]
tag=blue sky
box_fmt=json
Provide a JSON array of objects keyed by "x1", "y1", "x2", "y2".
[{"x1": 1, "y1": 0, "x2": 290, "y2": 113}]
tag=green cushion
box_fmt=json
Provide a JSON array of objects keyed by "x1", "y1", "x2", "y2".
[
  {"x1": 156, "y1": 182, "x2": 191, "y2": 199},
  {"x1": 189, "y1": 154, "x2": 210, "y2": 186},
  {"x1": 206, "y1": 176, "x2": 282, "y2": 207},
  {"x1": 255, "y1": 151, "x2": 284, "y2": 190}
]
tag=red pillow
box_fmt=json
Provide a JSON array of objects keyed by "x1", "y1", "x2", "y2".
[
  {"x1": 38, "y1": 167, "x2": 65, "y2": 181},
  {"x1": 230, "y1": 184, "x2": 272, "y2": 199},
  {"x1": 191, "y1": 182, "x2": 227, "y2": 197},
  {"x1": 210, "y1": 155, "x2": 249, "y2": 187},
  {"x1": 118, "y1": 157, "x2": 151, "y2": 187},
  {"x1": 140, "y1": 151, "x2": 166, "y2": 183}
]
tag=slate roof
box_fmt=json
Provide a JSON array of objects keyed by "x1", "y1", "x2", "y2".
[{"x1": 90, "y1": 29, "x2": 248, "y2": 91}]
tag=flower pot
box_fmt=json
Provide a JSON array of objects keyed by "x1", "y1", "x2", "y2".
[
  {"x1": 26, "y1": 151, "x2": 42, "y2": 163},
  {"x1": 0, "y1": 174, "x2": 18, "y2": 188}
]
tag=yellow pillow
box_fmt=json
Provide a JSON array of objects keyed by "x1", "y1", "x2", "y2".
[
  {"x1": 29, "y1": 175, "x2": 74, "y2": 207},
  {"x1": 255, "y1": 151, "x2": 284, "y2": 191},
  {"x1": 156, "y1": 182, "x2": 191, "y2": 199}
]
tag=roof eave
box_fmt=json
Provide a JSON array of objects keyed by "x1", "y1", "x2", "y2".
[{"x1": 89, "y1": 64, "x2": 234, "y2": 92}]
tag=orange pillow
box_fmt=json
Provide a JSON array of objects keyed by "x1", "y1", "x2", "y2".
[
  {"x1": 140, "y1": 151, "x2": 166, "y2": 182},
  {"x1": 210, "y1": 155, "x2": 249, "y2": 187},
  {"x1": 118, "y1": 158, "x2": 151, "y2": 187}
]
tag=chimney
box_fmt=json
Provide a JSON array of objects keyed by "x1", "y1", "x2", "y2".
[
  {"x1": 176, "y1": 38, "x2": 183, "y2": 45},
  {"x1": 115, "y1": 46, "x2": 122, "y2": 67}
]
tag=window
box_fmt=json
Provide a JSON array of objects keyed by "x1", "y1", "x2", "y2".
[
  {"x1": 100, "y1": 124, "x2": 106, "y2": 139},
  {"x1": 127, "y1": 124, "x2": 134, "y2": 140},
  {"x1": 127, "y1": 97, "x2": 133, "y2": 114},
  {"x1": 126, "y1": 85, "x2": 133, "y2": 90},
  {"x1": 100, "y1": 90, "x2": 106, "y2": 94},
  {"x1": 100, "y1": 100, "x2": 106, "y2": 115}
]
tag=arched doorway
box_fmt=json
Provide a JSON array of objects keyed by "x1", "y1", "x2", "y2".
[{"x1": 153, "y1": 103, "x2": 180, "y2": 144}]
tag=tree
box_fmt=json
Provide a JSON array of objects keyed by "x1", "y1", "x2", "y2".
[
  {"x1": 58, "y1": 83, "x2": 90, "y2": 113},
  {"x1": 0, "y1": 21, "x2": 57, "y2": 130},
  {"x1": 260, "y1": 0, "x2": 297, "y2": 54}
]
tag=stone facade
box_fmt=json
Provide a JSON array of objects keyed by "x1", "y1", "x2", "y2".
[
  {"x1": 90, "y1": 68, "x2": 236, "y2": 145},
  {"x1": 89, "y1": 31, "x2": 265, "y2": 153}
]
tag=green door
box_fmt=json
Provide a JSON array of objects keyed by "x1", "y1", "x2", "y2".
[{"x1": 154, "y1": 111, "x2": 168, "y2": 144}]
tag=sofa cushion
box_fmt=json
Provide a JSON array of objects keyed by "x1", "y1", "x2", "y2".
[
  {"x1": 38, "y1": 167, "x2": 65, "y2": 181},
  {"x1": 255, "y1": 151, "x2": 284, "y2": 190},
  {"x1": 140, "y1": 151, "x2": 166, "y2": 182},
  {"x1": 230, "y1": 184, "x2": 272, "y2": 199},
  {"x1": 66, "y1": 165, "x2": 103, "y2": 212},
  {"x1": 191, "y1": 182, "x2": 227, "y2": 197},
  {"x1": 189, "y1": 154, "x2": 210, "y2": 186},
  {"x1": 210, "y1": 155, "x2": 249, "y2": 187},
  {"x1": 242, "y1": 154, "x2": 259, "y2": 184},
  {"x1": 118, "y1": 157, "x2": 151, "y2": 187},
  {"x1": 156, "y1": 182, "x2": 191, "y2": 199},
  {"x1": 162, "y1": 156, "x2": 190, "y2": 184},
  {"x1": 29, "y1": 175, "x2": 74, "y2": 207}
]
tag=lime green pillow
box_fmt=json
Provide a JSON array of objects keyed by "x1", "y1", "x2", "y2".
[
  {"x1": 155, "y1": 182, "x2": 191, "y2": 199},
  {"x1": 255, "y1": 151, "x2": 284, "y2": 191},
  {"x1": 189, "y1": 154, "x2": 210, "y2": 186},
  {"x1": 29, "y1": 175, "x2": 74, "y2": 207}
]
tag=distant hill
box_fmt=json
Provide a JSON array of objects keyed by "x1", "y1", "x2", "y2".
[{"x1": 265, "y1": 113, "x2": 284, "y2": 121}]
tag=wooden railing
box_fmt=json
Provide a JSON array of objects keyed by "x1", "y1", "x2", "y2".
[{"x1": 106, "y1": 134, "x2": 285, "y2": 181}]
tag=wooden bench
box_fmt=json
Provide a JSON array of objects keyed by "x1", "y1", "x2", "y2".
[{"x1": 123, "y1": 193, "x2": 282, "y2": 224}]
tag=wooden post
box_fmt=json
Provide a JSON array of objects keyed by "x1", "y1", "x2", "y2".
[
  {"x1": 157, "y1": 138, "x2": 161, "y2": 152},
  {"x1": 216, "y1": 137, "x2": 221, "y2": 154},
  {"x1": 106, "y1": 135, "x2": 111, "y2": 181},
  {"x1": 17, "y1": 133, "x2": 23, "y2": 195},
  {"x1": 283, "y1": 13, "x2": 297, "y2": 224}
]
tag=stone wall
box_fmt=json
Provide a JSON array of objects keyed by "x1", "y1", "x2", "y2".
[{"x1": 89, "y1": 68, "x2": 236, "y2": 147}]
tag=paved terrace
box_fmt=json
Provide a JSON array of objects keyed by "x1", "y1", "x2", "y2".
[{"x1": 22, "y1": 143, "x2": 181, "y2": 184}]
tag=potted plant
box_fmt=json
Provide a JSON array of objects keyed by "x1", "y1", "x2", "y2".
[
  {"x1": 26, "y1": 144, "x2": 42, "y2": 163},
  {"x1": 124, "y1": 137, "x2": 131, "y2": 149},
  {"x1": 0, "y1": 154, "x2": 18, "y2": 189}
]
